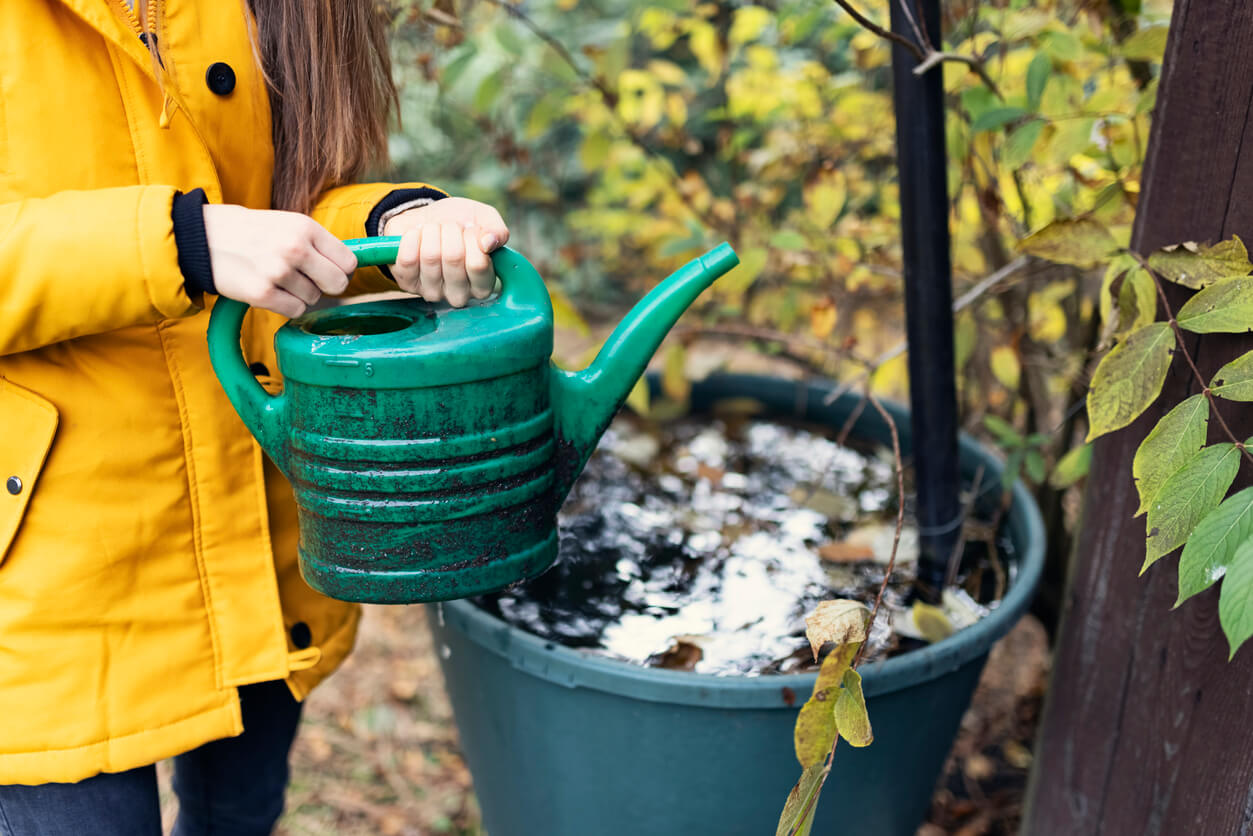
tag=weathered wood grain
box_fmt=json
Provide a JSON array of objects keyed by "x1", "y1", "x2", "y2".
[{"x1": 1025, "y1": 2, "x2": 1253, "y2": 833}]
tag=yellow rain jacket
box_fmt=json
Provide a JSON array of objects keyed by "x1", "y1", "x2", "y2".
[{"x1": 0, "y1": 2, "x2": 443, "y2": 783}]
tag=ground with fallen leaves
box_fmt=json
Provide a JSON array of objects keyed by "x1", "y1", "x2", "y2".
[{"x1": 157, "y1": 604, "x2": 1048, "y2": 836}]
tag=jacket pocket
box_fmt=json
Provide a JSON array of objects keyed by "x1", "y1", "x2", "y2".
[{"x1": 0, "y1": 379, "x2": 58, "y2": 564}]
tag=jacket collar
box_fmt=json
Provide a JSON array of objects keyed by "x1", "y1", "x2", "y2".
[{"x1": 57, "y1": 0, "x2": 161, "y2": 82}]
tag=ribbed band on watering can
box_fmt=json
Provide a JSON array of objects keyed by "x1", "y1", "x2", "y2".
[{"x1": 205, "y1": 238, "x2": 740, "y2": 604}]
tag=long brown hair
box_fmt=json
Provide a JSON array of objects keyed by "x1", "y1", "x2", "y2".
[{"x1": 247, "y1": 0, "x2": 398, "y2": 213}]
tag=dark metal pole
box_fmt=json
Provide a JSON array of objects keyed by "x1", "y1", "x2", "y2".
[{"x1": 889, "y1": 0, "x2": 960, "y2": 603}]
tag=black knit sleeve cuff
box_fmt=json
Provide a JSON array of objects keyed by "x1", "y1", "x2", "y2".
[
  {"x1": 364, "y1": 187, "x2": 449, "y2": 238},
  {"x1": 172, "y1": 188, "x2": 214, "y2": 297}
]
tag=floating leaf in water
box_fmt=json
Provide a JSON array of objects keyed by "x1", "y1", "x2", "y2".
[
  {"x1": 817, "y1": 541, "x2": 875, "y2": 563},
  {"x1": 649, "y1": 637, "x2": 704, "y2": 671},
  {"x1": 804, "y1": 600, "x2": 869, "y2": 661},
  {"x1": 910, "y1": 602, "x2": 954, "y2": 643}
]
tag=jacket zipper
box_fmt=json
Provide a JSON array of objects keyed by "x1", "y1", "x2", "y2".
[{"x1": 111, "y1": 0, "x2": 163, "y2": 67}]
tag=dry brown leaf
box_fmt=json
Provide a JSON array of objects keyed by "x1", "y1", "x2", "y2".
[
  {"x1": 651, "y1": 637, "x2": 704, "y2": 671},
  {"x1": 696, "y1": 462, "x2": 725, "y2": 486},
  {"x1": 804, "y1": 599, "x2": 870, "y2": 660},
  {"x1": 817, "y1": 541, "x2": 876, "y2": 563}
]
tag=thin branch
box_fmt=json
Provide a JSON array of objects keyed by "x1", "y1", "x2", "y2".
[
  {"x1": 822, "y1": 256, "x2": 1031, "y2": 404},
  {"x1": 853, "y1": 391, "x2": 907, "y2": 669},
  {"x1": 895, "y1": 0, "x2": 930, "y2": 53},
  {"x1": 788, "y1": 387, "x2": 903, "y2": 833},
  {"x1": 832, "y1": 0, "x2": 1004, "y2": 100},
  {"x1": 674, "y1": 323, "x2": 880, "y2": 371},
  {"x1": 830, "y1": 0, "x2": 924, "y2": 61},
  {"x1": 944, "y1": 465, "x2": 984, "y2": 588},
  {"x1": 914, "y1": 50, "x2": 1004, "y2": 100}
]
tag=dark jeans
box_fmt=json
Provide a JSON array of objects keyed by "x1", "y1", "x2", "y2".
[{"x1": 0, "y1": 680, "x2": 303, "y2": 836}]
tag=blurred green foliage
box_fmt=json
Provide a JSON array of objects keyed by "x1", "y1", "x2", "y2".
[{"x1": 385, "y1": 0, "x2": 1169, "y2": 497}]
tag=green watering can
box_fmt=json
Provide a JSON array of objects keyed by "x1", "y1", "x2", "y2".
[{"x1": 207, "y1": 237, "x2": 739, "y2": 604}]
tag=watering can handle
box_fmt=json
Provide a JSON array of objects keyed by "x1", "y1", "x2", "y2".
[{"x1": 206, "y1": 236, "x2": 551, "y2": 475}]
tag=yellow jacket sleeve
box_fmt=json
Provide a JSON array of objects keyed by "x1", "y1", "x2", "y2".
[
  {"x1": 308, "y1": 181, "x2": 449, "y2": 295},
  {"x1": 0, "y1": 185, "x2": 198, "y2": 356}
]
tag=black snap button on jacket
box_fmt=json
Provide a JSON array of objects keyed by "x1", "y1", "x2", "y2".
[
  {"x1": 206, "y1": 62, "x2": 236, "y2": 96},
  {"x1": 290, "y1": 622, "x2": 313, "y2": 650}
]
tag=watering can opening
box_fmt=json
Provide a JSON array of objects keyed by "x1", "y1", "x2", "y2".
[{"x1": 301, "y1": 310, "x2": 426, "y2": 337}]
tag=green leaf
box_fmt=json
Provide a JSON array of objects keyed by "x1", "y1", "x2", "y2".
[
  {"x1": 1119, "y1": 26, "x2": 1169, "y2": 61},
  {"x1": 1220, "y1": 538, "x2": 1253, "y2": 659},
  {"x1": 982, "y1": 415, "x2": 1021, "y2": 446},
  {"x1": 1144, "y1": 443, "x2": 1241, "y2": 572},
  {"x1": 1211, "y1": 351, "x2": 1253, "y2": 401},
  {"x1": 770, "y1": 230, "x2": 808, "y2": 251},
  {"x1": 971, "y1": 106, "x2": 1027, "y2": 133},
  {"x1": 1026, "y1": 53, "x2": 1051, "y2": 111},
  {"x1": 1086, "y1": 322, "x2": 1175, "y2": 441},
  {"x1": 1003, "y1": 448, "x2": 1025, "y2": 493},
  {"x1": 1002, "y1": 120, "x2": 1044, "y2": 169},
  {"x1": 1177, "y1": 276, "x2": 1253, "y2": 333},
  {"x1": 793, "y1": 642, "x2": 858, "y2": 768},
  {"x1": 1040, "y1": 29, "x2": 1081, "y2": 62},
  {"x1": 1100, "y1": 260, "x2": 1158, "y2": 340},
  {"x1": 1050, "y1": 443, "x2": 1092, "y2": 489},
  {"x1": 1024, "y1": 449, "x2": 1047, "y2": 484},
  {"x1": 1116, "y1": 267, "x2": 1158, "y2": 337},
  {"x1": 717, "y1": 247, "x2": 767, "y2": 298},
  {"x1": 833, "y1": 669, "x2": 873, "y2": 748},
  {"x1": 1019, "y1": 217, "x2": 1119, "y2": 269},
  {"x1": 1147, "y1": 237, "x2": 1251, "y2": 290},
  {"x1": 1046, "y1": 117, "x2": 1097, "y2": 165},
  {"x1": 1177, "y1": 487, "x2": 1253, "y2": 606},
  {"x1": 960, "y1": 86, "x2": 999, "y2": 123},
  {"x1": 776, "y1": 764, "x2": 826, "y2": 836},
  {"x1": 1132, "y1": 394, "x2": 1209, "y2": 516}
]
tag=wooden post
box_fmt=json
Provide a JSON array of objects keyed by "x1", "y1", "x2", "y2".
[{"x1": 1024, "y1": 3, "x2": 1253, "y2": 833}]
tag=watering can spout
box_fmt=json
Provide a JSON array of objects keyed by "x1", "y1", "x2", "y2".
[{"x1": 551, "y1": 243, "x2": 739, "y2": 503}]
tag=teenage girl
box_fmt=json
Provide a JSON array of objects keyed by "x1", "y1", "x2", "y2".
[{"x1": 0, "y1": 2, "x2": 507, "y2": 833}]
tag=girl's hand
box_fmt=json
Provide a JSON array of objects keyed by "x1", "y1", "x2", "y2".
[
  {"x1": 382, "y1": 197, "x2": 510, "y2": 307},
  {"x1": 205, "y1": 204, "x2": 358, "y2": 318}
]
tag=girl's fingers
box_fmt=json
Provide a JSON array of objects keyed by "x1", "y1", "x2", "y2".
[
  {"x1": 464, "y1": 224, "x2": 496, "y2": 299},
  {"x1": 263, "y1": 287, "x2": 312, "y2": 320},
  {"x1": 275, "y1": 270, "x2": 322, "y2": 306},
  {"x1": 393, "y1": 228, "x2": 423, "y2": 293},
  {"x1": 442, "y1": 223, "x2": 469, "y2": 308},
  {"x1": 418, "y1": 223, "x2": 444, "y2": 302},
  {"x1": 299, "y1": 247, "x2": 351, "y2": 296},
  {"x1": 307, "y1": 220, "x2": 359, "y2": 276},
  {"x1": 473, "y1": 205, "x2": 509, "y2": 252}
]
